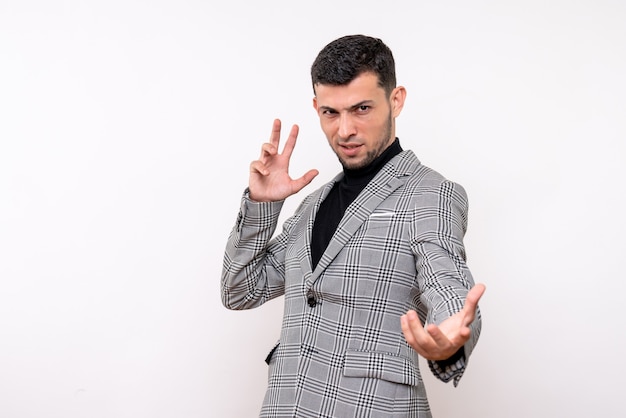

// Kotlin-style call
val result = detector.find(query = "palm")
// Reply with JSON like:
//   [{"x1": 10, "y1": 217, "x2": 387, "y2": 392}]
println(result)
[
  {"x1": 248, "y1": 119, "x2": 318, "y2": 202},
  {"x1": 401, "y1": 283, "x2": 486, "y2": 361},
  {"x1": 250, "y1": 147, "x2": 299, "y2": 201}
]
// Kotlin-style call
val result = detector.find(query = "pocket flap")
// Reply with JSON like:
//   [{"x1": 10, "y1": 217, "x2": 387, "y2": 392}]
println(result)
[{"x1": 343, "y1": 349, "x2": 420, "y2": 386}]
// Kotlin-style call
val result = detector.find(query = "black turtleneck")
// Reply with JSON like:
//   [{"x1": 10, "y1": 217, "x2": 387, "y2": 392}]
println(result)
[{"x1": 310, "y1": 138, "x2": 403, "y2": 270}]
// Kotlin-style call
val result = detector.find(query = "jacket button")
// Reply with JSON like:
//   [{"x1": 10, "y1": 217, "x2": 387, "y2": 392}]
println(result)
[{"x1": 307, "y1": 296, "x2": 317, "y2": 308}]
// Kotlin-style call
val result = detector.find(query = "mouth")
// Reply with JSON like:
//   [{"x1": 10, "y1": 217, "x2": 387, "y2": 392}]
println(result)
[{"x1": 338, "y1": 143, "x2": 362, "y2": 157}]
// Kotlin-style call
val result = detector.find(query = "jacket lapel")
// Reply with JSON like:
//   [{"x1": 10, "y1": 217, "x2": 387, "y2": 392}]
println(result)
[
  {"x1": 297, "y1": 177, "x2": 339, "y2": 277},
  {"x1": 307, "y1": 151, "x2": 418, "y2": 284}
]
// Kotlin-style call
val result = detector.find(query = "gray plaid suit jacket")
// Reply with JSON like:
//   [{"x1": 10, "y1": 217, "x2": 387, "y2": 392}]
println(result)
[{"x1": 222, "y1": 150, "x2": 481, "y2": 417}]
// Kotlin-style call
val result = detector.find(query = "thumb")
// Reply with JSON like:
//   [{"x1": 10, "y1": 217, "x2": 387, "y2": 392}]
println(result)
[{"x1": 292, "y1": 169, "x2": 319, "y2": 193}]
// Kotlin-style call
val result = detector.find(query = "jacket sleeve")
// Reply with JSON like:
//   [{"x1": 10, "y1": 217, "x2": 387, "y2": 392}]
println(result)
[
  {"x1": 221, "y1": 189, "x2": 289, "y2": 310},
  {"x1": 410, "y1": 179, "x2": 482, "y2": 387}
]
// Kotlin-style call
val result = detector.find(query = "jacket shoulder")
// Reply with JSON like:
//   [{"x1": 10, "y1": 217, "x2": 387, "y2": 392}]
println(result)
[{"x1": 392, "y1": 151, "x2": 460, "y2": 188}]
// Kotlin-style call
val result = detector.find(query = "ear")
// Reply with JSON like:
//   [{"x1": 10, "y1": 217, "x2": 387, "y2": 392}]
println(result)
[
  {"x1": 390, "y1": 86, "x2": 407, "y2": 118},
  {"x1": 312, "y1": 96, "x2": 318, "y2": 112}
]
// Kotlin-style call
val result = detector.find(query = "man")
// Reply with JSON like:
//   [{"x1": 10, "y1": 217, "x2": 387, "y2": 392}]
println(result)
[{"x1": 221, "y1": 34, "x2": 485, "y2": 417}]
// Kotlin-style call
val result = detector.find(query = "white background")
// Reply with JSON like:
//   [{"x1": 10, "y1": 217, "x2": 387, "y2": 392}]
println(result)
[{"x1": 1, "y1": 1, "x2": 625, "y2": 417}]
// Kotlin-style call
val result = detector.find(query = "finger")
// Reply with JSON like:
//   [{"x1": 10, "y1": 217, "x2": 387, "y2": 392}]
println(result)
[
  {"x1": 464, "y1": 283, "x2": 486, "y2": 313},
  {"x1": 269, "y1": 119, "x2": 282, "y2": 148},
  {"x1": 260, "y1": 142, "x2": 278, "y2": 156},
  {"x1": 400, "y1": 313, "x2": 422, "y2": 354},
  {"x1": 281, "y1": 124, "x2": 300, "y2": 158},
  {"x1": 425, "y1": 323, "x2": 449, "y2": 345},
  {"x1": 460, "y1": 283, "x2": 486, "y2": 326},
  {"x1": 431, "y1": 321, "x2": 470, "y2": 347},
  {"x1": 401, "y1": 310, "x2": 433, "y2": 353},
  {"x1": 249, "y1": 160, "x2": 269, "y2": 176},
  {"x1": 290, "y1": 169, "x2": 320, "y2": 193},
  {"x1": 259, "y1": 142, "x2": 278, "y2": 163}
]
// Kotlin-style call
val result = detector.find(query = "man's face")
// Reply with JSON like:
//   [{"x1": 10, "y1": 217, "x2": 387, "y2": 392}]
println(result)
[{"x1": 313, "y1": 72, "x2": 405, "y2": 170}]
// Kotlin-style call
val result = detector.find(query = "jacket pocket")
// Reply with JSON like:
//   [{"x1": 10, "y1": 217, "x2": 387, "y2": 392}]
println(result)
[
  {"x1": 265, "y1": 342, "x2": 279, "y2": 365},
  {"x1": 363, "y1": 211, "x2": 396, "y2": 230},
  {"x1": 343, "y1": 349, "x2": 420, "y2": 386}
]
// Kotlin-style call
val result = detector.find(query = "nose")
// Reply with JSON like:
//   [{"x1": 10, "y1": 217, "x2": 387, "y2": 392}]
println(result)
[{"x1": 337, "y1": 114, "x2": 357, "y2": 140}]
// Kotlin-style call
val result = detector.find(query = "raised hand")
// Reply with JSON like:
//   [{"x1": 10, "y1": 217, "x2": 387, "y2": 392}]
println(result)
[
  {"x1": 401, "y1": 283, "x2": 486, "y2": 361},
  {"x1": 248, "y1": 119, "x2": 319, "y2": 202}
]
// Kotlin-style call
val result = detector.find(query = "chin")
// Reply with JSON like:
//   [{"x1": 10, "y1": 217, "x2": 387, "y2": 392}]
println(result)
[{"x1": 339, "y1": 157, "x2": 367, "y2": 170}]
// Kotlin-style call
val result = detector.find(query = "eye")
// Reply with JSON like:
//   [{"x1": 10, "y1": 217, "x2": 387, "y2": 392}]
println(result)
[{"x1": 356, "y1": 105, "x2": 371, "y2": 114}]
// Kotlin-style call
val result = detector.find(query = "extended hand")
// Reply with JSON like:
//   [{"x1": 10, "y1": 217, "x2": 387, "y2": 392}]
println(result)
[
  {"x1": 248, "y1": 119, "x2": 319, "y2": 202},
  {"x1": 401, "y1": 283, "x2": 486, "y2": 361}
]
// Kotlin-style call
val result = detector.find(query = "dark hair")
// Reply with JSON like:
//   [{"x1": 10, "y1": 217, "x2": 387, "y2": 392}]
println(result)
[{"x1": 310, "y1": 34, "x2": 396, "y2": 95}]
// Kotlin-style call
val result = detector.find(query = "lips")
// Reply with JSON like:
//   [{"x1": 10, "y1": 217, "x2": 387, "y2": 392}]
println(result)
[{"x1": 339, "y1": 143, "x2": 362, "y2": 157}]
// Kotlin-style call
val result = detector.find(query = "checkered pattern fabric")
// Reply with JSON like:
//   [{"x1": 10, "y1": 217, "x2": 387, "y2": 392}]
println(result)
[{"x1": 222, "y1": 150, "x2": 481, "y2": 417}]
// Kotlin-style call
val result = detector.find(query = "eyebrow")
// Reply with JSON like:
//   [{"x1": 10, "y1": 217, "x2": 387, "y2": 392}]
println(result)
[{"x1": 318, "y1": 100, "x2": 375, "y2": 113}]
